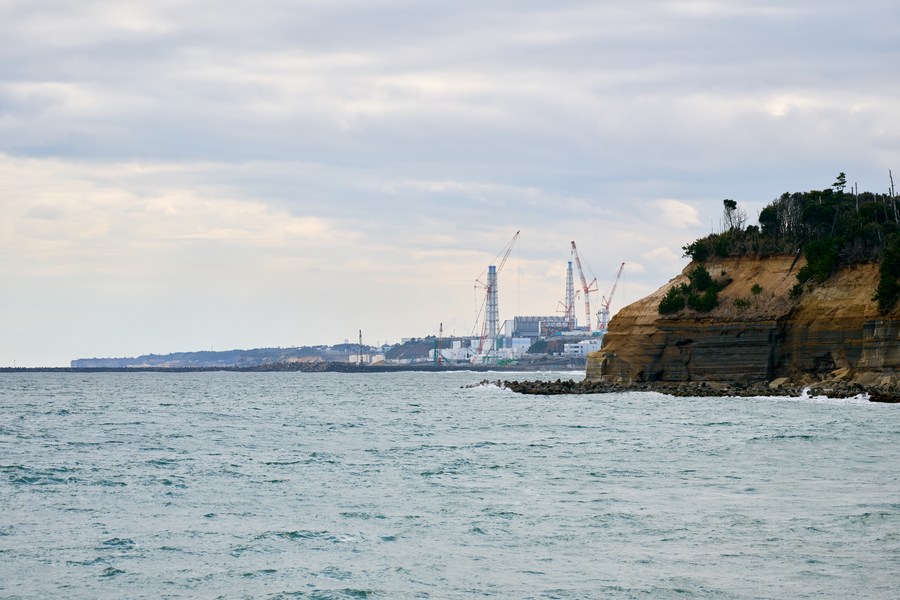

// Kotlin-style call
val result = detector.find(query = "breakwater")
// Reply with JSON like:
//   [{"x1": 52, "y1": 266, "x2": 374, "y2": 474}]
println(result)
[{"x1": 481, "y1": 378, "x2": 900, "y2": 402}]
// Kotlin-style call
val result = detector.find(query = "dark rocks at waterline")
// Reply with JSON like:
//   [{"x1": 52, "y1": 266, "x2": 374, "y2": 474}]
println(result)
[
  {"x1": 470, "y1": 378, "x2": 900, "y2": 403},
  {"x1": 866, "y1": 389, "x2": 900, "y2": 403},
  {"x1": 466, "y1": 378, "x2": 782, "y2": 396}
]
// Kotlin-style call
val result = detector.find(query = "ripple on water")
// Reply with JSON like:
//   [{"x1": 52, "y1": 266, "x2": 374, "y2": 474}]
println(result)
[
  {"x1": 270, "y1": 589, "x2": 376, "y2": 599},
  {"x1": 3, "y1": 465, "x2": 79, "y2": 486},
  {"x1": 98, "y1": 538, "x2": 135, "y2": 550}
]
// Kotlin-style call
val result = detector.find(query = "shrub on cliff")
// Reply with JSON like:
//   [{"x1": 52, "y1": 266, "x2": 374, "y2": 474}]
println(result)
[
  {"x1": 682, "y1": 239, "x2": 709, "y2": 262},
  {"x1": 733, "y1": 297, "x2": 751, "y2": 310},
  {"x1": 797, "y1": 238, "x2": 839, "y2": 284},
  {"x1": 658, "y1": 285, "x2": 687, "y2": 314},
  {"x1": 658, "y1": 267, "x2": 722, "y2": 315},
  {"x1": 687, "y1": 264, "x2": 714, "y2": 291},
  {"x1": 687, "y1": 288, "x2": 719, "y2": 312}
]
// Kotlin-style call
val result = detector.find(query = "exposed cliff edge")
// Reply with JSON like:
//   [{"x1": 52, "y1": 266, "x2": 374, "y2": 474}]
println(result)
[{"x1": 587, "y1": 255, "x2": 900, "y2": 389}]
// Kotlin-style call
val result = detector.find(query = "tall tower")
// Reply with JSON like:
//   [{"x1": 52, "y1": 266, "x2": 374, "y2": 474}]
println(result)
[
  {"x1": 565, "y1": 260, "x2": 576, "y2": 328},
  {"x1": 486, "y1": 265, "x2": 498, "y2": 349}
]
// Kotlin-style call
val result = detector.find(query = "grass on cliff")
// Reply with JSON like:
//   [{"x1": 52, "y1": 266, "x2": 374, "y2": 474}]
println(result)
[{"x1": 675, "y1": 175, "x2": 900, "y2": 314}]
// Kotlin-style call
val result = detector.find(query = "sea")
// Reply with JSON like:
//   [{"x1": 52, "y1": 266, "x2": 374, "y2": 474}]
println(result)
[{"x1": 1, "y1": 371, "x2": 898, "y2": 599}]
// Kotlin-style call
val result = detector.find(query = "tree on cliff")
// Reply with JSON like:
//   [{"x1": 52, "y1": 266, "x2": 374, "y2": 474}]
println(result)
[
  {"x1": 658, "y1": 265, "x2": 723, "y2": 315},
  {"x1": 833, "y1": 171, "x2": 847, "y2": 193},
  {"x1": 658, "y1": 285, "x2": 687, "y2": 314},
  {"x1": 875, "y1": 234, "x2": 900, "y2": 312},
  {"x1": 722, "y1": 199, "x2": 747, "y2": 231}
]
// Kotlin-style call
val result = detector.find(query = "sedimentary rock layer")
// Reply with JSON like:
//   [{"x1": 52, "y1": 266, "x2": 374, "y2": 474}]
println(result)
[{"x1": 588, "y1": 256, "x2": 899, "y2": 386}]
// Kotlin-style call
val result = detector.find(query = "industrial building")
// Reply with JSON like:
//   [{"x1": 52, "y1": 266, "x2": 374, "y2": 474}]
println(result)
[
  {"x1": 465, "y1": 233, "x2": 622, "y2": 365},
  {"x1": 502, "y1": 316, "x2": 575, "y2": 340},
  {"x1": 562, "y1": 339, "x2": 603, "y2": 358}
]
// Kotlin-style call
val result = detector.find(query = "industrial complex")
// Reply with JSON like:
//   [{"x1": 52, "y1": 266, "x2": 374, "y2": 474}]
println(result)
[
  {"x1": 70, "y1": 233, "x2": 624, "y2": 370},
  {"x1": 429, "y1": 232, "x2": 624, "y2": 367}
]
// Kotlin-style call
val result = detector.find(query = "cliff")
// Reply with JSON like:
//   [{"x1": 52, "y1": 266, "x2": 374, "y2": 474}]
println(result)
[{"x1": 588, "y1": 256, "x2": 900, "y2": 387}]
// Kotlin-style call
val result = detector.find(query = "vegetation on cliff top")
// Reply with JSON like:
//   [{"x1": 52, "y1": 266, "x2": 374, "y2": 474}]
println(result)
[{"x1": 674, "y1": 173, "x2": 900, "y2": 313}]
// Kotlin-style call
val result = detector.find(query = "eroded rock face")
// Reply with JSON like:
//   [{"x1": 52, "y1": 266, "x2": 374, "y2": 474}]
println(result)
[{"x1": 589, "y1": 257, "x2": 899, "y2": 384}]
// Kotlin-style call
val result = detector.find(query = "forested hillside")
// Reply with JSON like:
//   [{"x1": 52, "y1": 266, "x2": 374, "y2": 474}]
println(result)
[{"x1": 679, "y1": 173, "x2": 899, "y2": 312}]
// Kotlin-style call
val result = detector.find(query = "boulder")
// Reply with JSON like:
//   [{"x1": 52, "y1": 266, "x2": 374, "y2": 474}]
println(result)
[
  {"x1": 878, "y1": 373, "x2": 897, "y2": 387},
  {"x1": 830, "y1": 367, "x2": 853, "y2": 382},
  {"x1": 853, "y1": 371, "x2": 879, "y2": 386},
  {"x1": 768, "y1": 377, "x2": 791, "y2": 390}
]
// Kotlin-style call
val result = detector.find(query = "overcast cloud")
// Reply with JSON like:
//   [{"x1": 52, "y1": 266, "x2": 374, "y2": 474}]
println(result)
[{"x1": 2, "y1": 0, "x2": 898, "y2": 365}]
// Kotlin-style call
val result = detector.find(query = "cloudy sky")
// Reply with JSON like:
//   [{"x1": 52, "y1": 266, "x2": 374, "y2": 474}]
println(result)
[{"x1": 2, "y1": 0, "x2": 898, "y2": 366}]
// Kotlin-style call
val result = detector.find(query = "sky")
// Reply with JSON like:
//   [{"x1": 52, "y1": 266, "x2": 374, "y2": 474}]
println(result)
[{"x1": 1, "y1": 0, "x2": 899, "y2": 366}]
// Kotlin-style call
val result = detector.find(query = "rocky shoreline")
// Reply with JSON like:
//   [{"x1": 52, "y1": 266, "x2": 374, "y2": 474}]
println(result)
[{"x1": 474, "y1": 378, "x2": 900, "y2": 403}]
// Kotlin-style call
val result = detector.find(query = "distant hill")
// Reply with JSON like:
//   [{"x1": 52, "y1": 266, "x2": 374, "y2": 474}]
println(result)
[
  {"x1": 70, "y1": 346, "x2": 360, "y2": 369},
  {"x1": 385, "y1": 337, "x2": 442, "y2": 360}
]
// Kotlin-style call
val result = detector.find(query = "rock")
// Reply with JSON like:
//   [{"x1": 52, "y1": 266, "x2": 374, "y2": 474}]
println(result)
[
  {"x1": 869, "y1": 390, "x2": 900, "y2": 403},
  {"x1": 768, "y1": 377, "x2": 790, "y2": 390},
  {"x1": 878, "y1": 374, "x2": 897, "y2": 387},
  {"x1": 830, "y1": 367, "x2": 853, "y2": 382},
  {"x1": 853, "y1": 371, "x2": 879, "y2": 386},
  {"x1": 795, "y1": 373, "x2": 817, "y2": 386}
]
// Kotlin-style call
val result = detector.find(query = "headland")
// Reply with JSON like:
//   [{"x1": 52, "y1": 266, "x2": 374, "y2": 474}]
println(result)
[{"x1": 506, "y1": 185, "x2": 900, "y2": 401}]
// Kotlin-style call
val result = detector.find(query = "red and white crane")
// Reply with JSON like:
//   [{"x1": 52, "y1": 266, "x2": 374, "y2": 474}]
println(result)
[
  {"x1": 598, "y1": 262, "x2": 625, "y2": 334},
  {"x1": 570, "y1": 241, "x2": 599, "y2": 330}
]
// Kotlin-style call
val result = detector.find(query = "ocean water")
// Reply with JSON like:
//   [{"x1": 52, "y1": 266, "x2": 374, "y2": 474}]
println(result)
[{"x1": 0, "y1": 372, "x2": 898, "y2": 599}]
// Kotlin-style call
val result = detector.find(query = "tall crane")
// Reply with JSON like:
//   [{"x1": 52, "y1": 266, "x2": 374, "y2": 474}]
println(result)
[
  {"x1": 598, "y1": 262, "x2": 625, "y2": 334},
  {"x1": 474, "y1": 231, "x2": 520, "y2": 356},
  {"x1": 570, "y1": 241, "x2": 599, "y2": 330}
]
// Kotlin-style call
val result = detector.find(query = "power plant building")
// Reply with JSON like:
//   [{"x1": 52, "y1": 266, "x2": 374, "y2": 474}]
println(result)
[{"x1": 507, "y1": 316, "x2": 575, "y2": 340}]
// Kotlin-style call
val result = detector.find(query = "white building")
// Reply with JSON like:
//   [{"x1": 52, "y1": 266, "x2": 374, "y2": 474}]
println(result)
[
  {"x1": 563, "y1": 339, "x2": 603, "y2": 357},
  {"x1": 429, "y1": 346, "x2": 473, "y2": 363},
  {"x1": 350, "y1": 353, "x2": 385, "y2": 364}
]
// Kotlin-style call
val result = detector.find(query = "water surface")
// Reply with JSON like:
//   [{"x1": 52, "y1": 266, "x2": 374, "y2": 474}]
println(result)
[{"x1": 1, "y1": 371, "x2": 897, "y2": 598}]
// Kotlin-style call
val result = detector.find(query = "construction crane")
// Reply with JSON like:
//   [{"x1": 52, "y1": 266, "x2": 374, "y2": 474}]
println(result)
[
  {"x1": 570, "y1": 241, "x2": 599, "y2": 330},
  {"x1": 598, "y1": 262, "x2": 625, "y2": 334},
  {"x1": 473, "y1": 231, "x2": 520, "y2": 356}
]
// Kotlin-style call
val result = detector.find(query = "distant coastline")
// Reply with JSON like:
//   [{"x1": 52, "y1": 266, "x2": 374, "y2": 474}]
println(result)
[{"x1": 0, "y1": 359, "x2": 584, "y2": 374}]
